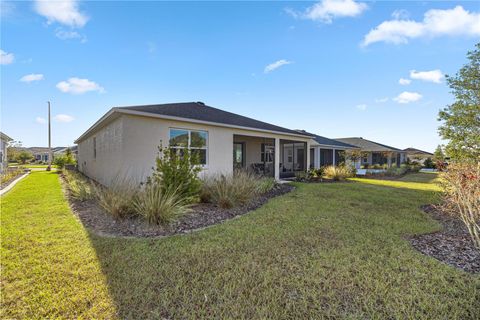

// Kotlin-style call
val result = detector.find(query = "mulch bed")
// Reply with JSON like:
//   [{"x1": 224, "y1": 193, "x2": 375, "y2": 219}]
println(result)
[
  {"x1": 408, "y1": 204, "x2": 480, "y2": 273},
  {"x1": 0, "y1": 171, "x2": 27, "y2": 190},
  {"x1": 66, "y1": 181, "x2": 294, "y2": 238}
]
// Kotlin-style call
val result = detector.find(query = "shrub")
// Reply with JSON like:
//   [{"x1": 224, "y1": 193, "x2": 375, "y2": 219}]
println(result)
[
  {"x1": 255, "y1": 177, "x2": 276, "y2": 194},
  {"x1": 148, "y1": 146, "x2": 202, "y2": 202},
  {"x1": 385, "y1": 166, "x2": 408, "y2": 176},
  {"x1": 133, "y1": 185, "x2": 191, "y2": 225},
  {"x1": 63, "y1": 171, "x2": 94, "y2": 201},
  {"x1": 53, "y1": 153, "x2": 76, "y2": 169},
  {"x1": 423, "y1": 157, "x2": 435, "y2": 169},
  {"x1": 441, "y1": 162, "x2": 480, "y2": 248},
  {"x1": 95, "y1": 177, "x2": 137, "y2": 218},
  {"x1": 201, "y1": 170, "x2": 259, "y2": 209},
  {"x1": 323, "y1": 165, "x2": 354, "y2": 181}
]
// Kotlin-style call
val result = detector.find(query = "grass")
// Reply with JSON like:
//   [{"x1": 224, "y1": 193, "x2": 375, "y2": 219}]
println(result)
[{"x1": 1, "y1": 172, "x2": 479, "y2": 319}]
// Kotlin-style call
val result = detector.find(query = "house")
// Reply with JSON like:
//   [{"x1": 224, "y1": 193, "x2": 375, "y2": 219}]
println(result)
[
  {"x1": 75, "y1": 102, "x2": 314, "y2": 185},
  {"x1": 295, "y1": 131, "x2": 359, "y2": 168},
  {"x1": 0, "y1": 132, "x2": 13, "y2": 172},
  {"x1": 403, "y1": 147, "x2": 433, "y2": 164},
  {"x1": 54, "y1": 146, "x2": 78, "y2": 159},
  {"x1": 334, "y1": 137, "x2": 407, "y2": 168}
]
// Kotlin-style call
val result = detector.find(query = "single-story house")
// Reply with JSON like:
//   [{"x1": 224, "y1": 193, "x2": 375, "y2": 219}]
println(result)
[
  {"x1": 334, "y1": 137, "x2": 407, "y2": 168},
  {"x1": 295, "y1": 131, "x2": 359, "y2": 169},
  {"x1": 0, "y1": 132, "x2": 13, "y2": 172},
  {"x1": 75, "y1": 102, "x2": 314, "y2": 185},
  {"x1": 54, "y1": 146, "x2": 78, "y2": 159},
  {"x1": 403, "y1": 147, "x2": 433, "y2": 164}
]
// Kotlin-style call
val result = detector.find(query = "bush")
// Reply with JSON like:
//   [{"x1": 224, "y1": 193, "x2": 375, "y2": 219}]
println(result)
[
  {"x1": 423, "y1": 157, "x2": 435, "y2": 169},
  {"x1": 323, "y1": 165, "x2": 354, "y2": 181},
  {"x1": 255, "y1": 177, "x2": 276, "y2": 194},
  {"x1": 95, "y1": 177, "x2": 137, "y2": 218},
  {"x1": 201, "y1": 170, "x2": 260, "y2": 209},
  {"x1": 385, "y1": 166, "x2": 408, "y2": 176},
  {"x1": 148, "y1": 146, "x2": 202, "y2": 202},
  {"x1": 1, "y1": 168, "x2": 24, "y2": 185},
  {"x1": 441, "y1": 162, "x2": 480, "y2": 248},
  {"x1": 53, "y1": 153, "x2": 76, "y2": 169},
  {"x1": 63, "y1": 171, "x2": 94, "y2": 201},
  {"x1": 133, "y1": 184, "x2": 191, "y2": 225}
]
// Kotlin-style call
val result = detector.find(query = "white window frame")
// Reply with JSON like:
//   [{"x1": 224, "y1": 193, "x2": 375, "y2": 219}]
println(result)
[{"x1": 169, "y1": 128, "x2": 208, "y2": 167}]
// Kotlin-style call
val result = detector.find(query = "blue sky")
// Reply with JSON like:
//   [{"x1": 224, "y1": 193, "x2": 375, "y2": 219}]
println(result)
[{"x1": 1, "y1": 1, "x2": 479, "y2": 151}]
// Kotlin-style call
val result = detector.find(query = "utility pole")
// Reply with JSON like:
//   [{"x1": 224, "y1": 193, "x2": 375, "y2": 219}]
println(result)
[{"x1": 47, "y1": 101, "x2": 52, "y2": 171}]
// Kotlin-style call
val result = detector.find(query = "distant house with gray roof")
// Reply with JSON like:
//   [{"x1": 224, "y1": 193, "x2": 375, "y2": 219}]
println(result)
[{"x1": 334, "y1": 137, "x2": 407, "y2": 168}]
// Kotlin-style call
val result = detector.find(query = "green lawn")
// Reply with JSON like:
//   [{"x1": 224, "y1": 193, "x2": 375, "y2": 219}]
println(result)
[{"x1": 1, "y1": 172, "x2": 479, "y2": 319}]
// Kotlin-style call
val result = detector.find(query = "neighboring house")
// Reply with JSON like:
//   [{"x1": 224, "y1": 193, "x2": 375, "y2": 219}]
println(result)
[
  {"x1": 403, "y1": 147, "x2": 433, "y2": 164},
  {"x1": 75, "y1": 102, "x2": 314, "y2": 185},
  {"x1": 54, "y1": 145, "x2": 78, "y2": 159},
  {"x1": 295, "y1": 131, "x2": 359, "y2": 168},
  {"x1": 334, "y1": 137, "x2": 407, "y2": 168},
  {"x1": 0, "y1": 132, "x2": 13, "y2": 172},
  {"x1": 29, "y1": 147, "x2": 53, "y2": 162}
]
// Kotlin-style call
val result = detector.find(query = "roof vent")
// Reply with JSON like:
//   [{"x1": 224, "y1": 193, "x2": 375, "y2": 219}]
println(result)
[{"x1": 196, "y1": 101, "x2": 205, "y2": 106}]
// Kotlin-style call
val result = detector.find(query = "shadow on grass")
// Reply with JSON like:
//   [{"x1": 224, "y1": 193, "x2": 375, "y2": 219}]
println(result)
[{"x1": 81, "y1": 174, "x2": 474, "y2": 319}]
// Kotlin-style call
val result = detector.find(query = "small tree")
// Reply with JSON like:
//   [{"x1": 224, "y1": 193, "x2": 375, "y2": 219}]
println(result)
[
  {"x1": 438, "y1": 43, "x2": 480, "y2": 162},
  {"x1": 148, "y1": 145, "x2": 202, "y2": 201},
  {"x1": 433, "y1": 145, "x2": 445, "y2": 162},
  {"x1": 16, "y1": 151, "x2": 33, "y2": 164},
  {"x1": 423, "y1": 157, "x2": 434, "y2": 169},
  {"x1": 6, "y1": 141, "x2": 22, "y2": 162},
  {"x1": 441, "y1": 163, "x2": 480, "y2": 248},
  {"x1": 341, "y1": 149, "x2": 368, "y2": 167}
]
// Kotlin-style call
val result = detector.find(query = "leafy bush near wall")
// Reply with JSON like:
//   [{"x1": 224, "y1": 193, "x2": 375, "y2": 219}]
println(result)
[
  {"x1": 148, "y1": 146, "x2": 202, "y2": 202},
  {"x1": 385, "y1": 166, "x2": 408, "y2": 176},
  {"x1": 133, "y1": 184, "x2": 191, "y2": 225},
  {"x1": 63, "y1": 171, "x2": 94, "y2": 201}
]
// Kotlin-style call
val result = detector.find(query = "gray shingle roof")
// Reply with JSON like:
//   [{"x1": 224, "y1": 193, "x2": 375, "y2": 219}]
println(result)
[
  {"x1": 119, "y1": 102, "x2": 312, "y2": 137},
  {"x1": 403, "y1": 147, "x2": 433, "y2": 155},
  {"x1": 334, "y1": 137, "x2": 403, "y2": 152},
  {"x1": 296, "y1": 130, "x2": 358, "y2": 148}
]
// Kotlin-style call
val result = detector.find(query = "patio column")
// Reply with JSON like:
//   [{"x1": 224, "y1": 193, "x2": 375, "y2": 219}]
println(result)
[
  {"x1": 315, "y1": 147, "x2": 320, "y2": 168},
  {"x1": 274, "y1": 137, "x2": 280, "y2": 180},
  {"x1": 306, "y1": 141, "x2": 311, "y2": 170},
  {"x1": 332, "y1": 148, "x2": 336, "y2": 166}
]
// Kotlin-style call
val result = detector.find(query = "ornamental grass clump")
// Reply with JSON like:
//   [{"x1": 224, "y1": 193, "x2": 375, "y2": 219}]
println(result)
[
  {"x1": 133, "y1": 185, "x2": 191, "y2": 225},
  {"x1": 201, "y1": 170, "x2": 261, "y2": 209},
  {"x1": 323, "y1": 165, "x2": 354, "y2": 181},
  {"x1": 94, "y1": 176, "x2": 137, "y2": 218},
  {"x1": 441, "y1": 162, "x2": 480, "y2": 248},
  {"x1": 63, "y1": 170, "x2": 94, "y2": 201}
]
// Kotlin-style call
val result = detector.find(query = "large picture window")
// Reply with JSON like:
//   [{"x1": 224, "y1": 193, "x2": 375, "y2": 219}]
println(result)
[{"x1": 169, "y1": 128, "x2": 208, "y2": 165}]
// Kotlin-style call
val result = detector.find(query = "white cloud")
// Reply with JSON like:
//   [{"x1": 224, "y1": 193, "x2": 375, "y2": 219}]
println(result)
[
  {"x1": 362, "y1": 6, "x2": 480, "y2": 46},
  {"x1": 20, "y1": 73, "x2": 44, "y2": 83},
  {"x1": 393, "y1": 91, "x2": 422, "y2": 104},
  {"x1": 391, "y1": 9, "x2": 410, "y2": 20},
  {"x1": 264, "y1": 59, "x2": 292, "y2": 73},
  {"x1": 54, "y1": 114, "x2": 74, "y2": 123},
  {"x1": 56, "y1": 77, "x2": 105, "y2": 94},
  {"x1": 287, "y1": 0, "x2": 367, "y2": 23},
  {"x1": 0, "y1": 49, "x2": 14, "y2": 65},
  {"x1": 375, "y1": 97, "x2": 389, "y2": 103},
  {"x1": 356, "y1": 104, "x2": 367, "y2": 111},
  {"x1": 399, "y1": 78, "x2": 411, "y2": 85},
  {"x1": 55, "y1": 28, "x2": 87, "y2": 42},
  {"x1": 36, "y1": 117, "x2": 46, "y2": 124},
  {"x1": 410, "y1": 69, "x2": 443, "y2": 83},
  {"x1": 34, "y1": 0, "x2": 88, "y2": 28}
]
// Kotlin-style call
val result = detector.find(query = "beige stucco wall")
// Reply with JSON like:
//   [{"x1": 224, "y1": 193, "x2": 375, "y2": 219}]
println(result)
[
  {"x1": 77, "y1": 113, "x2": 311, "y2": 185},
  {"x1": 77, "y1": 116, "x2": 125, "y2": 185}
]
